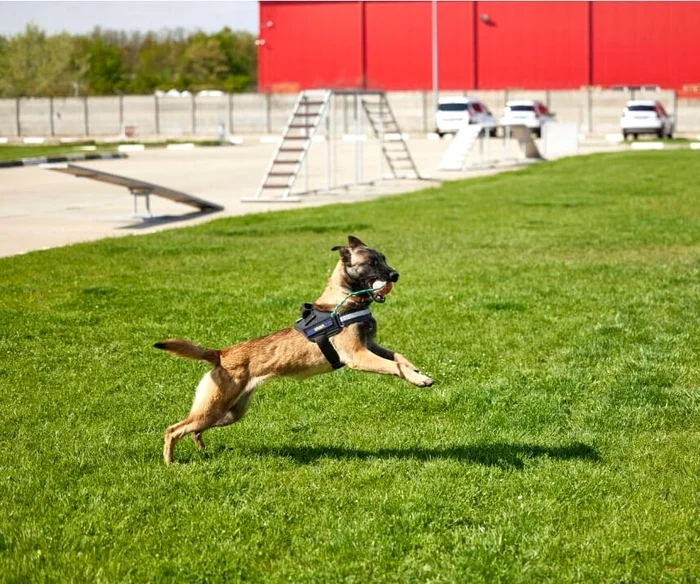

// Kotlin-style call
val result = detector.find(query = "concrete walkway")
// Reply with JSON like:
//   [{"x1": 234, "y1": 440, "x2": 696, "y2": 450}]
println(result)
[{"x1": 0, "y1": 136, "x2": 624, "y2": 258}]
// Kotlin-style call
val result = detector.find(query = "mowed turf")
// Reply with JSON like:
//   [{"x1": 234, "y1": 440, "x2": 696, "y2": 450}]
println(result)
[{"x1": 1, "y1": 150, "x2": 699, "y2": 582}]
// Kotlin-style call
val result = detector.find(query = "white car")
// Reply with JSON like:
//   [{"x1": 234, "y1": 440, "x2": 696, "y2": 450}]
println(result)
[
  {"x1": 500, "y1": 100, "x2": 555, "y2": 138},
  {"x1": 435, "y1": 97, "x2": 497, "y2": 137},
  {"x1": 620, "y1": 100, "x2": 674, "y2": 139}
]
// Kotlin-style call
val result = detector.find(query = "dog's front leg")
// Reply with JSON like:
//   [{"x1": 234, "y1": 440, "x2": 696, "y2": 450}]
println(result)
[
  {"x1": 346, "y1": 348, "x2": 433, "y2": 387},
  {"x1": 369, "y1": 342, "x2": 425, "y2": 374}
]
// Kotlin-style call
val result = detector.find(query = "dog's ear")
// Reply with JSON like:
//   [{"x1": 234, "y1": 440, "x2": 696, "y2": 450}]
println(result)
[
  {"x1": 347, "y1": 235, "x2": 366, "y2": 248},
  {"x1": 331, "y1": 245, "x2": 352, "y2": 263}
]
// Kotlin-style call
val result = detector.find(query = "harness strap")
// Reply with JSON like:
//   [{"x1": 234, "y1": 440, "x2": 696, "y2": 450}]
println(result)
[
  {"x1": 294, "y1": 305, "x2": 373, "y2": 370},
  {"x1": 317, "y1": 337, "x2": 344, "y2": 370}
]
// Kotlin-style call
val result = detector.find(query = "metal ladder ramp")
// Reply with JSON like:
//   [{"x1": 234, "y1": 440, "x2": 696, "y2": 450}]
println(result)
[
  {"x1": 42, "y1": 163, "x2": 223, "y2": 218},
  {"x1": 244, "y1": 90, "x2": 332, "y2": 202},
  {"x1": 360, "y1": 93, "x2": 422, "y2": 179},
  {"x1": 438, "y1": 123, "x2": 483, "y2": 171}
]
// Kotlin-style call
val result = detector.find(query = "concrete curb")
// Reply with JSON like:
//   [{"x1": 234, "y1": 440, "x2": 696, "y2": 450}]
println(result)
[{"x1": 0, "y1": 151, "x2": 127, "y2": 169}]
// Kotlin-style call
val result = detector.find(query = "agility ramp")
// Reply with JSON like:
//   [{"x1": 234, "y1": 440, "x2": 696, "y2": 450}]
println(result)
[
  {"x1": 43, "y1": 163, "x2": 223, "y2": 219},
  {"x1": 243, "y1": 89, "x2": 425, "y2": 203},
  {"x1": 439, "y1": 123, "x2": 543, "y2": 171}
]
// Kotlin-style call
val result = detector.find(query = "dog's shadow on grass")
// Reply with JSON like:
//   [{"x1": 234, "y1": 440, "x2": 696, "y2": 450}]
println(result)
[{"x1": 239, "y1": 441, "x2": 601, "y2": 470}]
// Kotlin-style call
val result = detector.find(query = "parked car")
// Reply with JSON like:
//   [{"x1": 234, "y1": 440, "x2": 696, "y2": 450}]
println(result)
[
  {"x1": 499, "y1": 100, "x2": 555, "y2": 137},
  {"x1": 620, "y1": 100, "x2": 674, "y2": 139},
  {"x1": 435, "y1": 97, "x2": 498, "y2": 137}
]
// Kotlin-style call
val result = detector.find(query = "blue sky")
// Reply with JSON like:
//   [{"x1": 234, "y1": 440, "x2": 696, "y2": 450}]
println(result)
[{"x1": 0, "y1": 1, "x2": 259, "y2": 36}]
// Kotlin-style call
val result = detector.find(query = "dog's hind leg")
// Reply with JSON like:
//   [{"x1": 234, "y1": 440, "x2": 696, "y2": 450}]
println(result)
[
  {"x1": 164, "y1": 412, "x2": 223, "y2": 464},
  {"x1": 164, "y1": 370, "x2": 239, "y2": 464},
  {"x1": 191, "y1": 432, "x2": 206, "y2": 450}
]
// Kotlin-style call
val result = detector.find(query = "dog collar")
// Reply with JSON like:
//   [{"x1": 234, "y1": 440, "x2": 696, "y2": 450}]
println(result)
[{"x1": 294, "y1": 304, "x2": 373, "y2": 369}]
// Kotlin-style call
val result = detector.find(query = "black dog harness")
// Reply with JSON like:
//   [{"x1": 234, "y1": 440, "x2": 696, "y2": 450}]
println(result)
[{"x1": 294, "y1": 303, "x2": 373, "y2": 370}]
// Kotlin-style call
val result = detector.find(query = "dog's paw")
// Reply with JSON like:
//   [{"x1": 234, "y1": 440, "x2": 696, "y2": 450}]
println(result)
[{"x1": 413, "y1": 373, "x2": 434, "y2": 387}]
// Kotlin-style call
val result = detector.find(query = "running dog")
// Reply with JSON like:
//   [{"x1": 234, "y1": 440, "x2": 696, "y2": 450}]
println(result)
[{"x1": 155, "y1": 235, "x2": 433, "y2": 464}]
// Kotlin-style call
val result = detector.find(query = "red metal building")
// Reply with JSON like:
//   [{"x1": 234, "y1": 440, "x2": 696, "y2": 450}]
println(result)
[{"x1": 257, "y1": 1, "x2": 700, "y2": 92}]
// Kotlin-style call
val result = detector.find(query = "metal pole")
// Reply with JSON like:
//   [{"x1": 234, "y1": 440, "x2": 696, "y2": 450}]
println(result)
[
  {"x1": 431, "y1": 0, "x2": 439, "y2": 112},
  {"x1": 15, "y1": 98, "x2": 20, "y2": 137},
  {"x1": 333, "y1": 95, "x2": 338, "y2": 189},
  {"x1": 326, "y1": 96, "x2": 332, "y2": 192},
  {"x1": 266, "y1": 93, "x2": 272, "y2": 134},
  {"x1": 191, "y1": 93, "x2": 196, "y2": 135},
  {"x1": 304, "y1": 97, "x2": 309, "y2": 193},
  {"x1": 378, "y1": 96, "x2": 384, "y2": 183},
  {"x1": 118, "y1": 93, "x2": 124, "y2": 136},
  {"x1": 228, "y1": 93, "x2": 234, "y2": 135},
  {"x1": 83, "y1": 96, "x2": 89, "y2": 137},
  {"x1": 154, "y1": 94, "x2": 160, "y2": 135},
  {"x1": 673, "y1": 89, "x2": 678, "y2": 132},
  {"x1": 49, "y1": 96, "x2": 55, "y2": 137},
  {"x1": 355, "y1": 94, "x2": 361, "y2": 184}
]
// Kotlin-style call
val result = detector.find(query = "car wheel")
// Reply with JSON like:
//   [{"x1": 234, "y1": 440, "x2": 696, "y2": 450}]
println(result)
[
  {"x1": 622, "y1": 131, "x2": 629, "y2": 140},
  {"x1": 534, "y1": 129, "x2": 541, "y2": 139},
  {"x1": 657, "y1": 128, "x2": 664, "y2": 139}
]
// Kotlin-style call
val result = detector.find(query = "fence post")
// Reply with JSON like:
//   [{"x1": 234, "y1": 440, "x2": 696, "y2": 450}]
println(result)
[
  {"x1": 154, "y1": 94, "x2": 160, "y2": 135},
  {"x1": 587, "y1": 87, "x2": 593, "y2": 134},
  {"x1": 191, "y1": 93, "x2": 196, "y2": 135},
  {"x1": 265, "y1": 93, "x2": 272, "y2": 134},
  {"x1": 422, "y1": 91, "x2": 428, "y2": 133},
  {"x1": 15, "y1": 98, "x2": 20, "y2": 137},
  {"x1": 228, "y1": 93, "x2": 234, "y2": 134},
  {"x1": 119, "y1": 93, "x2": 124, "y2": 136},
  {"x1": 49, "y1": 96, "x2": 55, "y2": 137},
  {"x1": 83, "y1": 96, "x2": 89, "y2": 136},
  {"x1": 673, "y1": 90, "x2": 678, "y2": 131}
]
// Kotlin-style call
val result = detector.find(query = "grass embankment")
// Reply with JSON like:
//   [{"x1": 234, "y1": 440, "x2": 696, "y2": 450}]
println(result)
[
  {"x1": 0, "y1": 140, "x2": 229, "y2": 162},
  {"x1": 1, "y1": 150, "x2": 699, "y2": 582}
]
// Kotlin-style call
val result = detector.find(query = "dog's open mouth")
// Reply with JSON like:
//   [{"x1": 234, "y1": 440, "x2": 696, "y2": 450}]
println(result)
[
  {"x1": 372, "y1": 290, "x2": 386, "y2": 303},
  {"x1": 368, "y1": 280, "x2": 392, "y2": 303}
]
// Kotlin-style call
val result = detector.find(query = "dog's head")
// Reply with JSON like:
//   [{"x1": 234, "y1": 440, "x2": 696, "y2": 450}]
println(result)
[{"x1": 331, "y1": 235, "x2": 399, "y2": 303}]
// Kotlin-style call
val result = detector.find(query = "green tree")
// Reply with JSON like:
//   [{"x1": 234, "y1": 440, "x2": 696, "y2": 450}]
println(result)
[
  {"x1": 0, "y1": 24, "x2": 257, "y2": 97},
  {"x1": 78, "y1": 28, "x2": 127, "y2": 95},
  {"x1": 0, "y1": 24, "x2": 78, "y2": 97}
]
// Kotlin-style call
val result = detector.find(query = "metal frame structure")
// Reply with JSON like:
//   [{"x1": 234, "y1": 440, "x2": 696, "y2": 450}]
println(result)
[{"x1": 243, "y1": 89, "x2": 426, "y2": 203}]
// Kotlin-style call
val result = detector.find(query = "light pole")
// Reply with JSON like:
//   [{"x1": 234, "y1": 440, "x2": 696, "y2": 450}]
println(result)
[{"x1": 431, "y1": 0, "x2": 439, "y2": 109}]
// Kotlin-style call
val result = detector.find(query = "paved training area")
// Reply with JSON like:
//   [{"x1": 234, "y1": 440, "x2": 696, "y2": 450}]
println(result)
[{"x1": 0, "y1": 136, "x2": 624, "y2": 258}]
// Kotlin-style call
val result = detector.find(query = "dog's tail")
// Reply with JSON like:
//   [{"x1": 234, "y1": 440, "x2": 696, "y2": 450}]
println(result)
[{"x1": 154, "y1": 339, "x2": 220, "y2": 366}]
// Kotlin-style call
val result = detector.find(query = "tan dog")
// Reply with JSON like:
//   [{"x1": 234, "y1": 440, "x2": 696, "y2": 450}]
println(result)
[{"x1": 155, "y1": 235, "x2": 433, "y2": 464}]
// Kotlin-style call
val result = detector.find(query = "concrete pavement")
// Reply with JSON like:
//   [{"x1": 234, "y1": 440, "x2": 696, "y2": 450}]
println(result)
[{"x1": 0, "y1": 136, "x2": 625, "y2": 258}]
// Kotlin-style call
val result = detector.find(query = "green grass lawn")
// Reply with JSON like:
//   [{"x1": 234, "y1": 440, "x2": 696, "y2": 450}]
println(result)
[
  {"x1": 0, "y1": 143, "x2": 121, "y2": 161},
  {"x1": 1, "y1": 151, "x2": 699, "y2": 582}
]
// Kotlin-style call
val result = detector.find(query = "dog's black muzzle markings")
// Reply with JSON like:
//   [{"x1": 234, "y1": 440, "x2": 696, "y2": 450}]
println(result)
[{"x1": 294, "y1": 303, "x2": 374, "y2": 369}]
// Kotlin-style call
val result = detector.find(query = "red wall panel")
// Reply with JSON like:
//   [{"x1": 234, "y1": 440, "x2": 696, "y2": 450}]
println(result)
[
  {"x1": 258, "y1": 1, "x2": 700, "y2": 92},
  {"x1": 437, "y1": 1, "x2": 476, "y2": 90},
  {"x1": 475, "y1": 1, "x2": 589, "y2": 89},
  {"x1": 592, "y1": 1, "x2": 700, "y2": 88},
  {"x1": 364, "y1": 2, "x2": 432, "y2": 90},
  {"x1": 258, "y1": 1, "x2": 363, "y2": 91}
]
